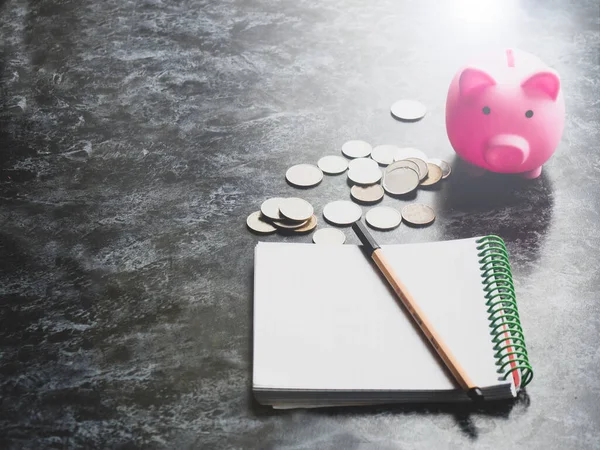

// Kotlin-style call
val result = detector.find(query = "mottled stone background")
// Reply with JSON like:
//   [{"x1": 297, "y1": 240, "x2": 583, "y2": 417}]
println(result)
[{"x1": 1, "y1": 0, "x2": 599, "y2": 448}]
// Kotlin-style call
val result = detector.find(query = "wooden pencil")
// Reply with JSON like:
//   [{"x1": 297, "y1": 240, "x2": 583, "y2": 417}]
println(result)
[{"x1": 351, "y1": 220, "x2": 484, "y2": 401}]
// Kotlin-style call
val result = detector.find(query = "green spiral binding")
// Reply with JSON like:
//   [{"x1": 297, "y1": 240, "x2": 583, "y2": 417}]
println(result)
[{"x1": 475, "y1": 235, "x2": 534, "y2": 388}]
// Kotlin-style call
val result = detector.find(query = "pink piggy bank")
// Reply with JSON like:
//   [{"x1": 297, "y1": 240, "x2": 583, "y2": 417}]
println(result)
[{"x1": 445, "y1": 48, "x2": 565, "y2": 179}]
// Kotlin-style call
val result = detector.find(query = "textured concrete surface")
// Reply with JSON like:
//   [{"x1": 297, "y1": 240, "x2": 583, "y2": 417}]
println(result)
[{"x1": 1, "y1": 0, "x2": 599, "y2": 448}]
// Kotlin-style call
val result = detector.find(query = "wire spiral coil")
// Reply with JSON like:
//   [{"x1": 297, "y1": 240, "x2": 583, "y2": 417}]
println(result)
[{"x1": 475, "y1": 235, "x2": 533, "y2": 388}]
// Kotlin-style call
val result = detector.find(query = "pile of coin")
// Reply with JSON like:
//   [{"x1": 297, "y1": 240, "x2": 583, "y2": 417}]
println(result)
[
  {"x1": 381, "y1": 152, "x2": 451, "y2": 196},
  {"x1": 247, "y1": 197, "x2": 318, "y2": 235},
  {"x1": 247, "y1": 142, "x2": 451, "y2": 237},
  {"x1": 327, "y1": 141, "x2": 451, "y2": 199},
  {"x1": 247, "y1": 97, "x2": 454, "y2": 241}
]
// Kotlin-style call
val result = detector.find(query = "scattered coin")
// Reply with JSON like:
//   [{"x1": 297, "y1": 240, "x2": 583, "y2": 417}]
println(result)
[
  {"x1": 318, "y1": 155, "x2": 348, "y2": 175},
  {"x1": 293, "y1": 214, "x2": 318, "y2": 233},
  {"x1": 341, "y1": 140, "x2": 372, "y2": 159},
  {"x1": 351, "y1": 184, "x2": 384, "y2": 204},
  {"x1": 279, "y1": 197, "x2": 314, "y2": 222},
  {"x1": 390, "y1": 99, "x2": 427, "y2": 121},
  {"x1": 428, "y1": 158, "x2": 452, "y2": 179},
  {"x1": 405, "y1": 157, "x2": 429, "y2": 181},
  {"x1": 323, "y1": 200, "x2": 362, "y2": 226},
  {"x1": 365, "y1": 206, "x2": 402, "y2": 230},
  {"x1": 348, "y1": 157, "x2": 380, "y2": 172},
  {"x1": 371, "y1": 145, "x2": 401, "y2": 166},
  {"x1": 393, "y1": 147, "x2": 428, "y2": 162},
  {"x1": 420, "y1": 163, "x2": 443, "y2": 187},
  {"x1": 401, "y1": 203, "x2": 436, "y2": 226},
  {"x1": 246, "y1": 211, "x2": 277, "y2": 234},
  {"x1": 382, "y1": 166, "x2": 420, "y2": 196},
  {"x1": 251, "y1": 133, "x2": 448, "y2": 237},
  {"x1": 260, "y1": 197, "x2": 285, "y2": 220},
  {"x1": 285, "y1": 164, "x2": 323, "y2": 188},
  {"x1": 386, "y1": 159, "x2": 420, "y2": 175},
  {"x1": 312, "y1": 227, "x2": 346, "y2": 244},
  {"x1": 270, "y1": 217, "x2": 309, "y2": 229},
  {"x1": 347, "y1": 166, "x2": 382, "y2": 185}
]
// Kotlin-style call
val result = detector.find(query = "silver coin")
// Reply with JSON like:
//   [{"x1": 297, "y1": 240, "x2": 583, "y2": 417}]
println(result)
[
  {"x1": 365, "y1": 206, "x2": 402, "y2": 230},
  {"x1": 350, "y1": 184, "x2": 384, "y2": 204},
  {"x1": 341, "y1": 140, "x2": 372, "y2": 159},
  {"x1": 382, "y1": 166, "x2": 420, "y2": 196},
  {"x1": 347, "y1": 167, "x2": 382, "y2": 185},
  {"x1": 386, "y1": 159, "x2": 420, "y2": 176},
  {"x1": 312, "y1": 227, "x2": 346, "y2": 244},
  {"x1": 285, "y1": 164, "x2": 323, "y2": 188},
  {"x1": 322, "y1": 200, "x2": 362, "y2": 226},
  {"x1": 390, "y1": 99, "x2": 427, "y2": 121},
  {"x1": 260, "y1": 197, "x2": 285, "y2": 220},
  {"x1": 318, "y1": 155, "x2": 348, "y2": 175},
  {"x1": 246, "y1": 211, "x2": 277, "y2": 234},
  {"x1": 401, "y1": 203, "x2": 436, "y2": 226},
  {"x1": 348, "y1": 157, "x2": 379, "y2": 172},
  {"x1": 293, "y1": 214, "x2": 318, "y2": 233},
  {"x1": 420, "y1": 163, "x2": 443, "y2": 187},
  {"x1": 393, "y1": 147, "x2": 428, "y2": 162},
  {"x1": 270, "y1": 217, "x2": 309, "y2": 229},
  {"x1": 405, "y1": 157, "x2": 429, "y2": 181},
  {"x1": 428, "y1": 158, "x2": 452, "y2": 179},
  {"x1": 371, "y1": 145, "x2": 401, "y2": 166},
  {"x1": 279, "y1": 197, "x2": 314, "y2": 222}
]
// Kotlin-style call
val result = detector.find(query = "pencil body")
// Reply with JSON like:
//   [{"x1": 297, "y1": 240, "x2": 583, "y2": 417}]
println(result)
[
  {"x1": 371, "y1": 249, "x2": 474, "y2": 392},
  {"x1": 351, "y1": 220, "x2": 483, "y2": 400}
]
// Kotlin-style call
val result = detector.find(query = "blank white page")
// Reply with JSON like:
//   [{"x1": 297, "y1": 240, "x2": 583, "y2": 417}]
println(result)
[{"x1": 253, "y1": 238, "x2": 504, "y2": 391}]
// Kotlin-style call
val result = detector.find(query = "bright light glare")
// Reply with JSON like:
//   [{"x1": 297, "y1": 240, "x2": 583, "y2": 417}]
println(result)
[{"x1": 454, "y1": 0, "x2": 518, "y2": 24}]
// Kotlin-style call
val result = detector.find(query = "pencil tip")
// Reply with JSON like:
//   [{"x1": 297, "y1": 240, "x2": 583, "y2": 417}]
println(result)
[
  {"x1": 468, "y1": 387, "x2": 484, "y2": 402},
  {"x1": 352, "y1": 220, "x2": 380, "y2": 254}
]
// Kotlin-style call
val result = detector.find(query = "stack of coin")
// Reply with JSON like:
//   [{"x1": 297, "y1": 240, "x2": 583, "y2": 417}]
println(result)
[
  {"x1": 382, "y1": 153, "x2": 451, "y2": 195},
  {"x1": 247, "y1": 197, "x2": 318, "y2": 235},
  {"x1": 246, "y1": 211, "x2": 277, "y2": 235},
  {"x1": 382, "y1": 160, "x2": 420, "y2": 196}
]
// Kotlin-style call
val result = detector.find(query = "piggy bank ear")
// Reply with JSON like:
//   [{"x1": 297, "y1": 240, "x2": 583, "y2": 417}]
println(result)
[
  {"x1": 459, "y1": 68, "x2": 496, "y2": 97},
  {"x1": 521, "y1": 71, "x2": 560, "y2": 101}
]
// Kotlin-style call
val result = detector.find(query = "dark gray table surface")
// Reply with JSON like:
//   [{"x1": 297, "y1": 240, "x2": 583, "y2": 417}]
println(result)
[{"x1": 1, "y1": 0, "x2": 599, "y2": 448}]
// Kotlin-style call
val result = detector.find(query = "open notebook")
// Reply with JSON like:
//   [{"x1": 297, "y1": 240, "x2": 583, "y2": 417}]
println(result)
[{"x1": 252, "y1": 235, "x2": 533, "y2": 408}]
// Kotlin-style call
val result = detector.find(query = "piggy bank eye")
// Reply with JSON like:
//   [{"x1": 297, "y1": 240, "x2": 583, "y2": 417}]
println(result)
[
  {"x1": 482, "y1": 106, "x2": 491, "y2": 115},
  {"x1": 525, "y1": 110, "x2": 534, "y2": 118}
]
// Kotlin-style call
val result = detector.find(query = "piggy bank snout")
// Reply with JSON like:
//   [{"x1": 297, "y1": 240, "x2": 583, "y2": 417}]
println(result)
[{"x1": 484, "y1": 134, "x2": 530, "y2": 170}]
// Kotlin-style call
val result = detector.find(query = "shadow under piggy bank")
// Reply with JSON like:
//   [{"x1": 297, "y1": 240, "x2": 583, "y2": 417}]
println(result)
[{"x1": 433, "y1": 156, "x2": 555, "y2": 276}]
